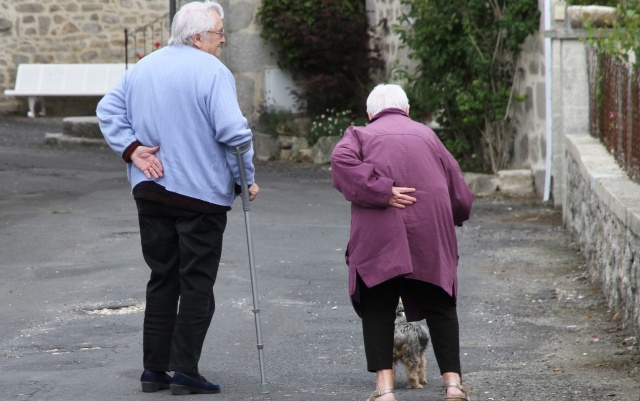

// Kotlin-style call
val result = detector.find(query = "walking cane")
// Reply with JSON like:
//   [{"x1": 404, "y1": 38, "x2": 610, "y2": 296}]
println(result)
[{"x1": 227, "y1": 141, "x2": 269, "y2": 394}]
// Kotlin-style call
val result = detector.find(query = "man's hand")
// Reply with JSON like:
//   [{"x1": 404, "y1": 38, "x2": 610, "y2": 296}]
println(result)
[
  {"x1": 131, "y1": 146, "x2": 163, "y2": 179},
  {"x1": 388, "y1": 186, "x2": 417, "y2": 209},
  {"x1": 248, "y1": 183, "x2": 259, "y2": 201}
]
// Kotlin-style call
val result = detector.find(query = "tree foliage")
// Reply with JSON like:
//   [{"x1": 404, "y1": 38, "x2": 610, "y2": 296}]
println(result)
[
  {"x1": 583, "y1": 0, "x2": 640, "y2": 62},
  {"x1": 396, "y1": 0, "x2": 539, "y2": 172},
  {"x1": 256, "y1": 0, "x2": 383, "y2": 116},
  {"x1": 566, "y1": 0, "x2": 619, "y2": 6}
]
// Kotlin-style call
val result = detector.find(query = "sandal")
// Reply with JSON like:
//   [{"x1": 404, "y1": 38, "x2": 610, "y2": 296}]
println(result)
[
  {"x1": 444, "y1": 382, "x2": 470, "y2": 401},
  {"x1": 366, "y1": 388, "x2": 395, "y2": 401}
]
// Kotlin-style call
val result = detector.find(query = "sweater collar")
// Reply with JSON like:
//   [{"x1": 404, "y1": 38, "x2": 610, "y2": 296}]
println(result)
[{"x1": 369, "y1": 108, "x2": 409, "y2": 123}]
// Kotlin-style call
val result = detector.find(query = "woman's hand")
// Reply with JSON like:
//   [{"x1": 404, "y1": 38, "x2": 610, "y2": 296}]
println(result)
[{"x1": 388, "y1": 186, "x2": 417, "y2": 209}]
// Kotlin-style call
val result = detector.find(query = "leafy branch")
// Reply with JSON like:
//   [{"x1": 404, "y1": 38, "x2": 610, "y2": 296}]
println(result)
[
  {"x1": 582, "y1": 1, "x2": 640, "y2": 63},
  {"x1": 397, "y1": 0, "x2": 539, "y2": 173},
  {"x1": 256, "y1": 0, "x2": 383, "y2": 116}
]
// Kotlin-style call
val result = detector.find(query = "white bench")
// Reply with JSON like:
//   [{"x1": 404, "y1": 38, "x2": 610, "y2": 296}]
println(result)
[{"x1": 4, "y1": 63, "x2": 128, "y2": 117}]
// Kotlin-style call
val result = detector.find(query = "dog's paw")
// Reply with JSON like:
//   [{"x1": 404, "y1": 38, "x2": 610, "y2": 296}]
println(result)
[{"x1": 407, "y1": 383, "x2": 423, "y2": 389}]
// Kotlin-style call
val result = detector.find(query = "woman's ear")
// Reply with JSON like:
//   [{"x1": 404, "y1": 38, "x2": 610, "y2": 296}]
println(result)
[
  {"x1": 367, "y1": 111, "x2": 373, "y2": 121},
  {"x1": 405, "y1": 105, "x2": 410, "y2": 115}
]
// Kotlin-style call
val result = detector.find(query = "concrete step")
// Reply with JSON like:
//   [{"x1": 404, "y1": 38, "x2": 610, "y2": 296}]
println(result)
[{"x1": 45, "y1": 116, "x2": 106, "y2": 146}]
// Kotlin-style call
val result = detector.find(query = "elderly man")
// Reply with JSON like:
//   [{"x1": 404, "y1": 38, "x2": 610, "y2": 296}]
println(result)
[{"x1": 97, "y1": 1, "x2": 258, "y2": 395}]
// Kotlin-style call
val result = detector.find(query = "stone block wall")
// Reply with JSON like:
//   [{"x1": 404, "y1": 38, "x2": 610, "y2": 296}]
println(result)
[
  {"x1": 0, "y1": 0, "x2": 275, "y2": 119},
  {"x1": 220, "y1": 0, "x2": 276, "y2": 121},
  {"x1": 509, "y1": 6, "x2": 547, "y2": 190},
  {"x1": 365, "y1": 0, "x2": 417, "y2": 81},
  {"x1": 564, "y1": 134, "x2": 640, "y2": 338},
  {"x1": 0, "y1": 0, "x2": 166, "y2": 113}
]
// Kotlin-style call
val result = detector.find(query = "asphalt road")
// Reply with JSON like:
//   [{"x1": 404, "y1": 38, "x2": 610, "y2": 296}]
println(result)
[{"x1": 0, "y1": 115, "x2": 638, "y2": 401}]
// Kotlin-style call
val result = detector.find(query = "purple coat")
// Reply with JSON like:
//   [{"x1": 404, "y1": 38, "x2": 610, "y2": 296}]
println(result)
[{"x1": 331, "y1": 108, "x2": 474, "y2": 321}]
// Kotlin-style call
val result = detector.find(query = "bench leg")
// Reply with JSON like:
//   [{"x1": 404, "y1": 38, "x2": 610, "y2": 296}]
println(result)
[
  {"x1": 39, "y1": 97, "x2": 47, "y2": 116},
  {"x1": 27, "y1": 97, "x2": 36, "y2": 118},
  {"x1": 26, "y1": 97, "x2": 46, "y2": 117}
]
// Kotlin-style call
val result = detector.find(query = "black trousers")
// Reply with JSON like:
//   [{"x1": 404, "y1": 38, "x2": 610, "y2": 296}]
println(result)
[
  {"x1": 360, "y1": 277, "x2": 461, "y2": 375},
  {"x1": 135, "y1": 198, "x2": 227, "y2": 374}
]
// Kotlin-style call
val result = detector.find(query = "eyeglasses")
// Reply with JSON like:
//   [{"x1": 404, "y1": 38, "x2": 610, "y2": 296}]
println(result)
[{"x1": 207, "y1": 28, "x2": 224, "y2": 37}]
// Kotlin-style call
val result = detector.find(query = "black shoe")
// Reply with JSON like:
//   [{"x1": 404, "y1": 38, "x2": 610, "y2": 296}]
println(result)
[
  {"x1": 170, "y1": 371, "x2": 221, "y2": 395},
  {"x1": 140, "y1": 370, "x2": 172, "y2": 392}
]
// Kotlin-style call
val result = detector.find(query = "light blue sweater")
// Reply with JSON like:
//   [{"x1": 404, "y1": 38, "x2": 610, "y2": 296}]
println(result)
[{"x1": 97, "y1": 45, "x2": 255, "y2": 207}]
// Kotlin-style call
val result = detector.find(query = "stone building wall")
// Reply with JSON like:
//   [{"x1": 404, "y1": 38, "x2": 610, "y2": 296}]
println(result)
[
  {"x1": 509, "y1": 2, "x2": 547, "y2": 191},
  {"x1": 365, "y1": 0, "x2": 417, "y2": 82},
  {"x1": 0, "y1": 0, "x2": 275, "y2": 119},
  {"x1": 219, "y1": 0, "x2": 276, "y2": 122},
  {"x1": 0, "y1": 0, "x2": 167, "y2": 113}
]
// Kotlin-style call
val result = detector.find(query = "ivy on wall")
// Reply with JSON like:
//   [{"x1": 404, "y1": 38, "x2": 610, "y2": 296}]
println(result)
[
  {"x1": 396, "y1": 0, "x2": 539, "y2": 173},
  {"x1": 256, "y1": 0, "x2": 383, "y2": 116}
]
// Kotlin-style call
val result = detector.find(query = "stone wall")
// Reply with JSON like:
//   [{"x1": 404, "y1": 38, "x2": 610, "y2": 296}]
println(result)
[
  {"x1": 509, "y1": 2, "x2": 547, "y2": 192},
  {"x1": 0, "y1": 0, "x2": 275, "y2": 119},
  {"x1": 220, "y1": 0, "x2": 276, "y2": 122},
  {"x1": 0, "y1": 0, "x2": 166, "y2": 113},
  {"x1": 564, "y1": 134, "x2": 640, "y2": 339},
  {"x1": 365, "y1": 0, "x2": 417, "y2": 81}
]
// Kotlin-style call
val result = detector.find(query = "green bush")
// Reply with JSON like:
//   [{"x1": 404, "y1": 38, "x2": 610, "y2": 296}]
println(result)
[
  {"x1": 566, "y1": 0, "x2": 619, "y2": 6},
  {"x1": 256, "y1": 0, "x2": 383, "y2": 116},
  {"x1": 396, "y1": 0, "x2": 539, "y2": 173}
]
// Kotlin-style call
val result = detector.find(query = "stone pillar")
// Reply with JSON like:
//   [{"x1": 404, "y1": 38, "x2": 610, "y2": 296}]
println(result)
[{"x1": 549, "y1": 32, "x2": 590, "y2": 209}]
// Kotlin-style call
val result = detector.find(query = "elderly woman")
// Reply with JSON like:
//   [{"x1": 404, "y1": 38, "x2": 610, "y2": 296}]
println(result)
[{"x1": 331, "y1": 84, "x2": 474, "y2": 401}]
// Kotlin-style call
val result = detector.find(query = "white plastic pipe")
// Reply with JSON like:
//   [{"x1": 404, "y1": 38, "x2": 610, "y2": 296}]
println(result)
[{"x1": 543, "y1": 0, "x2": 553, "y2": 202}]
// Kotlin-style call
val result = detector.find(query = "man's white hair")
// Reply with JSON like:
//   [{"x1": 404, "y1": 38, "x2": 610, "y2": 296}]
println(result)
[
  {"x1": 366, "y1": 84, "x2": 409, "y2": 118},
  {"x1": 168, "y1": 1, "x2": 224, "y2": 46}
]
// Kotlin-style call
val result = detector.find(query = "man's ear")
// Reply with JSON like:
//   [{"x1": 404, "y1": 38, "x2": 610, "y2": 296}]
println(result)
[
  {"x1": 405, "y1": 106, "x2": 410, "y2": 115},
  {"x1": 192, "y1": 34, "x2": 203, "y2": 49},
  {"x1": 367, "y1": 111, "x2": 373, "y2": 121}
]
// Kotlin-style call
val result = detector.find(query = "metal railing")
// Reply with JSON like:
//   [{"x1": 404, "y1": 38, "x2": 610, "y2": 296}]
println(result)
[
  {"x1": 587, "y1": 46, "x2": 640, "y2": 183},
  {"x1": 124, "y1": 13, "x2": 170, "y2": 69}
]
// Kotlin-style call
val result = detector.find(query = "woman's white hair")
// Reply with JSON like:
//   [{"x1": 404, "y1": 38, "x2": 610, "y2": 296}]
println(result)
[
  {"x1": 168, "y1": 1, "x2": 224, "y2": 46},
  {"x1": 366, "y1": 84, "x2": 409, "y2": 118}
]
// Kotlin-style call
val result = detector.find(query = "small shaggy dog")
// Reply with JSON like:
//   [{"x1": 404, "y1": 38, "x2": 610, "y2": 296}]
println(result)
[{"x1": 393, "y1": 301, "x2": 429, "y2": 389}]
